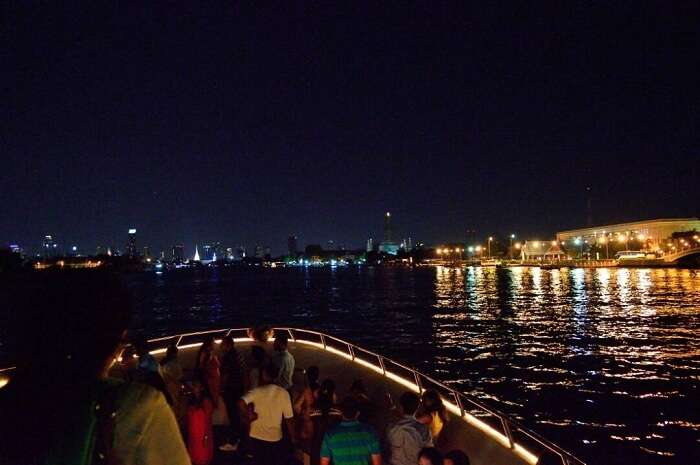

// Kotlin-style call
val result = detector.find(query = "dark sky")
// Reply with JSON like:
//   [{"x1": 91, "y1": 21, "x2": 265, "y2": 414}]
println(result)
[{"x1": 2, "y1": 2, "x2": 699, "y2": 256}]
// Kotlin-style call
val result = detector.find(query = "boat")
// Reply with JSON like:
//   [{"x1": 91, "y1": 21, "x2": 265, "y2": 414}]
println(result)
[
  {"x1": 539, "y1": 263, "x2": 559, "y2": 270},
  {"x1": 0, "y1": 327, "x2": 585, "y2": 465},
  {"x1": 480, "y1": 258, "x2": 502, "y2": 267}
]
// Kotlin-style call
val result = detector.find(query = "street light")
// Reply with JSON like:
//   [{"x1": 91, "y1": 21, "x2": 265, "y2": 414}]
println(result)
[
  {"x1": 509, "y1": 234, "x2": 515, "y2": 260},
  {"x1": 488, "y1": 237, "x2": 493, "y2": 258}
]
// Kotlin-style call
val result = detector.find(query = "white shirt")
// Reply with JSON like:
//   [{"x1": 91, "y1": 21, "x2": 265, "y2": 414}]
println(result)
[
  {"x1": 273, "y1": 349, "x2": 295, "y2": 389},
  {"x1": 241, "y1": 384, "x2": 293, "y2": 442}
]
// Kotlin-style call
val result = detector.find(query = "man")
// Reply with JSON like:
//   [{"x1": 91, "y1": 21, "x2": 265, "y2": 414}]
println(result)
[
  {"x1": 272, "y1": 331, "x2": 295, "y2": 390},
  {"x1": 238, "y1": 363, "x2": 295, "y2": 465},
  {"x1": 386, "y1": 392, "x2": 433, "y2": 465},
  {"x1": 0, "y1": 270, "x2": 190, "y2": 465},
  {"x1": 321, "y1": 396, "x2": 382, "y2": 465}
]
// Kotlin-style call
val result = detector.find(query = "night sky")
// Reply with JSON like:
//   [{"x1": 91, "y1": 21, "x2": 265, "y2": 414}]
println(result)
[{"x1": 3, "y1": 3, "x2": 699, "y2": 256}]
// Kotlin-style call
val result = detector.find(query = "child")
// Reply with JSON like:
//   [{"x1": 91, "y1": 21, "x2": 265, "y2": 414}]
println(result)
[{"x1": 187, "y1": 378, "x2": 214, "y2": 465}]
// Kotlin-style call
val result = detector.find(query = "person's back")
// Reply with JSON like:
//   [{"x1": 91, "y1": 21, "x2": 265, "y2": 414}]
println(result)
[
  {"x1": 320, "y1": 396, "x2": 381, "y2": 465},
  {"x1": 243, "y1": 383, "x2": 292, "y2": 441},
  {"x1": 0, "y1": 271, "x2": 190, "y2": 465},
  {"x1": 272, "y1": 333, "x2": 295, "y2": 390},
  {"x1": 386, "y1": 392, "x2": 432, "y2": 465}
]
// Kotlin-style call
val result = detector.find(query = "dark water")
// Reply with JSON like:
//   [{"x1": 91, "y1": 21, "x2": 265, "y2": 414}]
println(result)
[{"x1": 100, "y1": 266, "x2": 700, "y2": 463}]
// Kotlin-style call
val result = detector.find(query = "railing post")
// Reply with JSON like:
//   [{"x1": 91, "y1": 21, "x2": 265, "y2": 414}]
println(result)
[
  {"x1": 378, "y1": 356, "x2": 386, "y2": 375},
  {"x1": 500, "y1": 417, "x2": 515, "y2": 449},
  {"x1": 349, "y1": 345, "x2": 355, "y2": 360},
  {"x1": 414, "y1": 372, "x2": 423, "y2": 393},
  {"x1": 453, "y1": 391, "x2": 465, "y2": 417},
  {"x1": 176, "y1": 335, "x2": 183, "y2": 347},
  {"x1": 320, "y1": 334, "x2": 327, "y2": 350},
  {"x1": 287, "y1": 328, "x2": 295, "y2": 342}
]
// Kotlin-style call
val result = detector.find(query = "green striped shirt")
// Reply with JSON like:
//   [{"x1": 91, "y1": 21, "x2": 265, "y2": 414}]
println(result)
[{"x1": 320, "y1": 420, "x2": 381, "y2": 465}]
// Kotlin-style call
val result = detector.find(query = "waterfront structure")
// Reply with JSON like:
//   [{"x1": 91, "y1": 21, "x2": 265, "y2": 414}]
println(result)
[
  {"x1": 125, "y1": 229, "x2": 137, "y2": 258},
  {"x1": 287, "y1": 235, "x2": 298, "y2": 256},
  {"x1": 521, "y1": 241, "x2": 566, "y2": 261},
  {"x1": 193, "y1": 244, "x2": 200, "y2": 261},
  {"x1": 557, "y1": 218, "x2": 700, "y2": 254},
  {"x1": 378, "y1": 212, "x2": 399, "y2": 255}
]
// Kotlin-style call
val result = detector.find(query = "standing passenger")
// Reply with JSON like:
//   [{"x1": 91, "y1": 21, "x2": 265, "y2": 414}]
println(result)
[
  {"x1": 272, "y1": 332, "x2": 295, "y2": 391},
  {"x1": 416, "y1": 390, "x2": 448, "y2": 442},
  {"x1": 195, "y1": 335, "x2": 221, "y2": 404},
  {"x1": 238, "y1": 363, "x2": 295, "y2": 465},
  {"x1": 320, "y1": 396, "x2": 382, "y2": 465},
  {"x1": 248, "y1": 345, "x2": 267, "y2": 390},
  {"x1": 386, "y1": 392, "x2": 433, "y2": 465},
  {"x1": 220, "y1": 335, "x2": 247, "y2": 449},
  {"x1": 187, "y1": 378, "x2": 215, "y2": 465},
  {"x1": 160, "y1": 343, "x2": 185, "y2": 425}
]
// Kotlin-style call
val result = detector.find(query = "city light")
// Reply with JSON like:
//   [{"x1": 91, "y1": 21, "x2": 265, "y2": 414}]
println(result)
[{"x1": 637, "y1": 233, "x2": 645, "y2": 240}]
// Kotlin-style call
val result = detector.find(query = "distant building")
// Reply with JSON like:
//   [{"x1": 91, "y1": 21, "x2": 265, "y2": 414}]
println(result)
[
  {"x1": 172, "y1": 244, "x2": 185, "y2": 262},
  {"x1": 125, "y1": 229, "x2": 137, "y2": 258},
  {"x1": 236, "y1": 245, "x2": 246, "y2": 259},
  {"x1": 254, "y1": 245, "x2": 264, "y2": 259},
  {"x1": 378, "y1": 212, "x2": 399, "y2": 255},
  {"x1": 202, "y1": 244, "x2": 213, "y2": 261},
  {"x1": 143, "y1": 246, "x2": 150, "y2": 259},
  {"x1": 193, "y1": 244, "x2": 201, "y2": 261},
  {"x1": 521, "y1": 241, "x2": 566, "y2": 261},
  {"x1": 226, "y1": 247, "x2": 234, "y2": 260},
  {"x1": 287, "y1": 235, "x2": 298, "y2": 256},
  {"x1": 366, "y1": 238, "x2": 373, "y2": 252}
]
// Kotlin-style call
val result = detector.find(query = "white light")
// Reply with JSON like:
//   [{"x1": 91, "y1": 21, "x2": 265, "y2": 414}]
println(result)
[{"x1": 128, "y1": 229, "x2": 136, "y2": 234}]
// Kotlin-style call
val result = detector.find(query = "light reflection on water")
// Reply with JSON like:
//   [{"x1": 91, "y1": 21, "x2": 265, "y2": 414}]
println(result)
[{"x1": 120, "y1": 266, "x2": 700, "y2": 465}]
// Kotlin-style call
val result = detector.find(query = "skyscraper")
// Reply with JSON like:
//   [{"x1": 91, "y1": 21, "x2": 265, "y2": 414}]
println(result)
[
  {"x1": 172, "y1": 244, "x2": 185, "y2": 262},
  {"x1": 126, "y1": 229, "x2": 137, "y2": 258},
  {"x1": 384, "y1": 212, "x2": 392, "y2": 242},
  {"x1": 287, "y1": 235, "x2": 298, "y2": 256},
  {"x1": 366, "y1": 238, "x2": 373, "y2": 252}
]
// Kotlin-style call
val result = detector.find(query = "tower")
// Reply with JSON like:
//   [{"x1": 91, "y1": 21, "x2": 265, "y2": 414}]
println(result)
[
  {"x1": 126, "y1": 229, "x2": 137, "y2": 258},
  {"x1": 384, "y1": 212, "x2": 392, "y2": 242},
  {"x1": 193, "y1": 244, "x2": 200, "y2": 261}
]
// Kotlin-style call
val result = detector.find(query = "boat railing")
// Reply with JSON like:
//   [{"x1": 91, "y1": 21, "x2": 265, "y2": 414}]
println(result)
[{"x1": 1, "y1": 326, "x2": 586, "y2": 465}]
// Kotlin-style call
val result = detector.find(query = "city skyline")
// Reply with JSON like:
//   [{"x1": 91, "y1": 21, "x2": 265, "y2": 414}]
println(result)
[{"x1": 3, "y1": 4, "x2": 699, "y2": 259}]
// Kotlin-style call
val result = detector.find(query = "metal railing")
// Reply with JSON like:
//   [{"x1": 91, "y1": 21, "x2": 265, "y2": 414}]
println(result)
[
  {"x1": 145, "y1": 326, "x2": 586, "y2": 465},
  {"x1": 1, "y1": 326, "x2": 585, "y2": 465}
]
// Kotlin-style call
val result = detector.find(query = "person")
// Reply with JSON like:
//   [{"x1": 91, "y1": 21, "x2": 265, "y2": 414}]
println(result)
[
  {"x1": 238, "y1": 363, "x2": 295, "y2": 465},
  {"x1": 307, "y1": 379, "x2": 343, "y2": 465},
  {"x1": 220, "y1": 335, "x2": 247, "y2": 449},
  {"x1": 443, "y1": 450, "x2": 470, "y2": 465},
  {"x1": 294, "y1": 365, "x2": 320, "y2": 440},
  {"x1": 320, "y1": 396, "x2": 382, "y2": 465},
  {"x1": 350, "y1": 378, "x2": 375, "y2": 424},
  {"x1": 416, "y1": 390, "x2": 448, "y2": 442},
  {"x1": 187, "y1": 378, "x2": 215, "y2": 465},
  {"x1": 272, "y1": 332, "x2": 295, "y2": 391},
  {"x1": 386, "y1": 392, "x2": 433, "y2": 465},
  {"x1": 160, "y1": 343, "x2": 185, "y2": 425},
  {"x1": 248, "y1": 345, "x2": 267, "y2": 389},
  {"x1": 195, "y1": 335, "x2": 221, "y2": 405},
  {"x1": 0, "y1": 270, "x2": 190, "y2": 465},
  {"x1": 418, "y1": 447, "x2": 443, "y2": 465}
]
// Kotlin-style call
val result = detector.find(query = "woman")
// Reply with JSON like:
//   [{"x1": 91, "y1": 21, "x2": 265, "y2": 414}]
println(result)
[
  {"x1": 308, "y1": 379, "x2": 342, "y2": 465},
  {"x1": 294, "y1": 366, "x2": 320, "y2": 441},
  {"x1": 417, "y1": 390, "x2": 448, "y2": 442},
  {"x1": 187, "y1": 378, "x2": 215, "y2": 465},
  {"x1": 195, "y1": 335, "x2": 221, "y2": 404}
]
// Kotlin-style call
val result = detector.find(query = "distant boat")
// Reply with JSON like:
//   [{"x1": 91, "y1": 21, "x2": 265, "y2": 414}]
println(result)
[{"x1": 480, "y1": 258, "x2": 502, "y2": 267}]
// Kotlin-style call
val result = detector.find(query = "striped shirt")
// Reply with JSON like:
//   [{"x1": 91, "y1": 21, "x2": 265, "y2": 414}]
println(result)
[{"x1": 320, "y1": 420, "x2": 380, "y2": 465}]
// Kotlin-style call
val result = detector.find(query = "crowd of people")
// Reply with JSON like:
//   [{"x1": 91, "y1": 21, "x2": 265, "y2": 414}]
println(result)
[
  {"x1": 0, "y1": 272, "x2": 472, "y2": 465},
  {"x1": 117, "y1": 324, "x2": 472, "y2": 465}
]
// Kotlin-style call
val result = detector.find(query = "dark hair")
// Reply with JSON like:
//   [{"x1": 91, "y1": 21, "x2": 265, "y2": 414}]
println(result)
[
  {"x1": 339, "y1": 396, "x2": 359, "y2": 420},
  {"x1": 251, "y1": 324, "x2": 272, "y2": 342},
  {"x1": 160, "y1": 343, "x2": 178, "y2": 366},
  {"x1": 418, "y1": 447, "x2": 443, "y2": 465},
  {"x1": 221, "y1": 335, "x2": 234, "y2": 348},
  {"x1": 421, "y1": 389, "x2": 447, "y2": 421},
  {"x1": 264, "y1": 362, "x2": 280, "y2": 380},
  {"x1": 189, "y1": 377, "x2": 213, "y2": 407},
  {"x1": 306, "y1": 365, "x2": 320, "y2": 391},
  {"x1": 318, "y1": 379, "x2": 336, "y2": 414},
  {"x1": 399, "y1": 391, "x2": 421, "y2": 416},
  {"x1": 350, "y1": 379, "x2": 366, "y2": 394},
  {"x1": 195, "y1": 335, "x2": 215, "y2": 374},
  {"x1": 444, "y1": 450, "x2": 470, "y2": 465},
  {"x1": 0, "y1": 271, "x2": 132, "y2": 463},
  {"x1": 251, "y1": 345, "x2": 266, "y2": 364},
  {"x1": 274, "y1": 332, "x2": 289, "y2": 347}
]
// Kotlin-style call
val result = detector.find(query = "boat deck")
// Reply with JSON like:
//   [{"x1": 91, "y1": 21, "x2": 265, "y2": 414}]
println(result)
[{"x1": 129, "y1": 329, "x2": 544, "y2": 465}]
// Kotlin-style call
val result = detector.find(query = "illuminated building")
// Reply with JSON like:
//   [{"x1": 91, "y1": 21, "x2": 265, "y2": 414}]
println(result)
[
  {"x1": 254, "y1": 245, "x2": 263, "y2": 259},
  {"x1": 125, "y1": 229, "x2": 137, "y2": 258},
  {"x1": 143, "y1": 246, "x2": 150, "y2": 259},
  {"x1": 378, "y1": 212, "x2": 399, "y2": 255},
  {"x1": 366, "y1": 238, "x2": 373, "y2": 252},
  {"x1": 193, "y1": 244, "x2": 201, "y2": 261}
]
